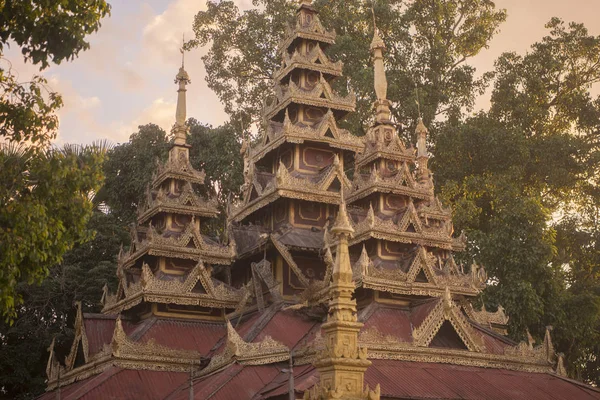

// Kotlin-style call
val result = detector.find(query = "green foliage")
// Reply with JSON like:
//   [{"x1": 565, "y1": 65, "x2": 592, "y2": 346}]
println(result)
[
  {"x1": 0, "y1": 144, "x2": 106, "y2": 320},
  {"x1": 0, "y1": 0, "x2": 111, "y2": 143},
  {"x1": 190, "y1": 0, "x2": 505, "y2": 134},
  {"x1": 188, "y1": 119, "x2": 244, "y2": 240},
  {"x1": 99, "y1": 124, "x2": 171, "y2": 224},
  {"x1": 434, "y1": 19, "x2": 600, "y2": 383},
  {"x1": 0, "y1": 211, "x2": 128, "y2": 399}
]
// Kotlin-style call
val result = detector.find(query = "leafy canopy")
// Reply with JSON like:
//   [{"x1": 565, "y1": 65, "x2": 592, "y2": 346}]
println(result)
[{"x1": 189, "y1": 0, "x2": 505, "y2": 135}]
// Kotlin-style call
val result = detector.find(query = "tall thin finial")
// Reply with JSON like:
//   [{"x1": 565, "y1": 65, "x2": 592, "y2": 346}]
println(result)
[
  {"x1": 173, "y1": 37, "x2": 191, "y2": 146},
  {"x1": 415, "y1": 83, "x2": 422, "y2": 120},
  {"x1": 181, "y1": 34, "x2": 185, "y2": 68},
  {"x1": 371, "y1": 3, "x2": 377, "y2": 32},
  {"x1": 370, "y1": 3, "x2": 390, "y2": 124}
]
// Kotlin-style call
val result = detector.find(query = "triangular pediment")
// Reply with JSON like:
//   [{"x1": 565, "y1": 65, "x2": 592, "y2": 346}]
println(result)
[
  {"x1": 429, "y1": 320, "x2": 468, "y2": 350},
  {"x1": 328, "y1": 177, "x2": 342, "y2": 192},
  {"x1": 407, "y1": 247, "x2": 437, "y2": 285},
  {"x1": 398, "y1": 202, "x2": 423, "y2": 234},
  {"x1": 397, "y1": 163, "x2": 416, "y2": 188}
]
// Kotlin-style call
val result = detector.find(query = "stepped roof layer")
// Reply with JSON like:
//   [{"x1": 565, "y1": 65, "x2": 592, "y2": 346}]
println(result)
[{"x1": 42, "y1": 304, "x2": 600, "y2": 400}]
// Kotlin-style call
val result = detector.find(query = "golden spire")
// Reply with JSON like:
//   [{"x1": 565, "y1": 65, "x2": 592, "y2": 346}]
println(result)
[
  {"x1": 173, "y1": 35, "x2": 191, "y2": 146},
  {"x1": 370, "y1": 7, "x2": 391, "y2": 125},
  {"x1": 304, "y1": 187, "x2": 380, "y2": 400}
]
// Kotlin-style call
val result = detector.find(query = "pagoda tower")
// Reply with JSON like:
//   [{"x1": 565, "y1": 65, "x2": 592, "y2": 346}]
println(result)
[
  {"x1": 345, "y1": 22, "x2": 487, "y2": 311},
  {"x1": 229, "y1": 0, "x2": 363, "y2": 303},
  {"x1": 101, "y1": 60, "x2": 242, "y2": 320}
]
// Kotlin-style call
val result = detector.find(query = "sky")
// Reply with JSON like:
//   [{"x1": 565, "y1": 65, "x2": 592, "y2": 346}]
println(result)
[{"x1": 5, "y1": 0, "x2": 600, "y2": 146}]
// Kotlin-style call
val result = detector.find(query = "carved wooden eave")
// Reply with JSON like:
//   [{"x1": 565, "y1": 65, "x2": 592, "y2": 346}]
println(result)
[
  {"x1": 137, "y1": 183, "x2": 219, "y2": 225},
  {"x1": 119, "y1": 221, "x2": 233, "y2": 268},
  {"x1": 348, "y1": 164, "x2": 432, "y2": 203},
  {"x1": 355, "y1": 132, "x2": 415, "y2": 170},
  {"x1": 231, "y1": 159, "x2": 351, "y2": 223},
  {"x1": 350, "y1": 203, "x2": 455, "y2": 250},
  {"x1": 63, "y1": 302, "x2": 89, "y2": 371},
  {"x1": 264, "y1": 78, "x2": 356, "y2": 120},
  {"x1": 151, "y1": 153, "x2": 206, "y2": 188},
  {"x1": 462, "y1": 301, "x2": 509, "y2": 329},
  {"x1": 102, "y1": 261, "x2": 243, "y2": 313},
  {"x1": 293, "y1": 322, "x2": 557, "y2": 375},
  {"x1": 278, "y1": 14, "x2": 336, "y2": 55},
  {"x1": 200, "y1": 321, "x2": 289, "y2": 376},
  {"x1": 271, "y1": 234, "x2": 311, "y2": 287},
  {"x1": 273, "y1": 45, "x2": 343, "y2": 82},
  {"x1": 253, "y1": 110, "x2": 363, "y2": 164},
  {"x1": 46, "y1": 317, "x2": 204, "y2": 391},
  {"x1": 356, "y1": 327, "x2": 556, "y2": 374},
  {"x1": 351, "y1": 247, "x2": 483, "y2": 298}
]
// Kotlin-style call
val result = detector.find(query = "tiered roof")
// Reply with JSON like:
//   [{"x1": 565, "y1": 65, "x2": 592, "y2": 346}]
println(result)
[{"x1": 231, "y1": 0, "x2": 361, "y2": 224}]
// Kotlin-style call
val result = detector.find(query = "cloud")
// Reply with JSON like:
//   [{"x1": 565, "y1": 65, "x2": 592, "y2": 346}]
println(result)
[{"x1": 114, "y1": 97, "x2": 177, "y2": 141}]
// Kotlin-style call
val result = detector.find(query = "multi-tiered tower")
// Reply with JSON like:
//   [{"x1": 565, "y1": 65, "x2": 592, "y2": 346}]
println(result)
[
  {"x1": 101, "y1": 62, "x2": 241, "y2": 320},
  {"x1": 345, "y1": 22, "x2": 486, "y2": 308},
  {"x1": 230, "y1": 0, "x2": 362, "y2": 301}
]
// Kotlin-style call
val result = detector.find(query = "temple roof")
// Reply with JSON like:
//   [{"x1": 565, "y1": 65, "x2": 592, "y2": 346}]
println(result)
[{"x1": 43, "y1": 300, "x2": 599, "y2": 399}]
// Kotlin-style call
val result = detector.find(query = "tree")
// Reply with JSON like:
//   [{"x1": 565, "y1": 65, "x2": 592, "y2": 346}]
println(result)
[
  {"x1": 0, "y1": 143, "x2": 107, "y2": 320},
  {"x1": 0, "y1": 0, "x2": 111, "y2": 320},
  {"x1": 0, "y1": 211, "x2": 128, "y2": 399},
  {"x1": 433, "y1": 19, "x2": 600, "y2": 383},
  {"x1": 189, "y1": 0, "x2": 505, "y2": 135},
  {"x1": 0, "y1": 0, "x2": 111, "y2": 143}
]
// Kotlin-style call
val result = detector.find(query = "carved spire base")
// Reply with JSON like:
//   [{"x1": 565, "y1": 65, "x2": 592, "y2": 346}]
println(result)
[{"x1": 374, "y1": 99, "x2": 392, "y2": 125}]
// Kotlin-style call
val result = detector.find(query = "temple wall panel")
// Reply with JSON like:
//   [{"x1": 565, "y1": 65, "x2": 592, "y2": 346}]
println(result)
[
  {"x1": 382, "y1": 193, "x2": 408, "y2": 214},
  {"x1": 292, "y1": 200, "x2": 328, "y2": 228},
  {"x1": 297, "y1": 144, "x2": 336, "y2": 173}
]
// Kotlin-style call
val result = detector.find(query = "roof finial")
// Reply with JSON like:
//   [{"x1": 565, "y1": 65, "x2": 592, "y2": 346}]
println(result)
[
  {"x1": 415, "y1": 83, "x2": 422, "y2": 120},
  {"x1": 173, "y1": 34, "x2": 191, "y2": 146},
  {"x1": 181, "y1": 33, "x2": 185, "y2": 68},
  {"x1": 370, "y1": 4, "x2": 390, "y2": 125}
]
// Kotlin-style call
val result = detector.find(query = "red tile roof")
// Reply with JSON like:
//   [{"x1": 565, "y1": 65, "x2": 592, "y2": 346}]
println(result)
[
  {"x1": 167, "y1": 364, "x2": 281, "y2": 400},
  {"x1": 260, "y1": 360, "x2": 600, "y2": 400},
  {"x1": 252, "y1": 309, "x2": 318, "y2": 348},
  {"x1": 39, "y1": 367, "x2": 188, "y2": 400},
  {"x1": 362, "y1": 306, "x2": 413, "y2": 342},
  {"x1": 138, "y1": 319, "x2": 226, "y2": 355}
]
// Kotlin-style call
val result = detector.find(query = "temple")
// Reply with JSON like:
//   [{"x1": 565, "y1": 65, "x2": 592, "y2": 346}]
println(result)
[{"x1": 41, "y1": 1, "x2": 600, "y2": 399}]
